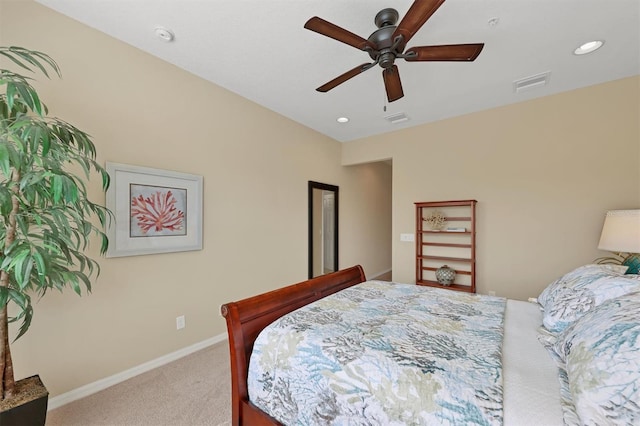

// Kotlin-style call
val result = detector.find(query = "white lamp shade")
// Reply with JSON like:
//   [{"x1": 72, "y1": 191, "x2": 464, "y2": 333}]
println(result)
[{"x1": 597, "y1": 209, "x2": 640, "y2": 253}]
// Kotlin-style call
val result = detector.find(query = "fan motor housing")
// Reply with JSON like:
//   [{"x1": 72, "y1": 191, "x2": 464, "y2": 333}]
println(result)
[
  {"x1": 368, "y1": 9, "x2": 403, "y2": 68},
  {"x1": 368, "y1": 26, "x2": 396, "y2": 50},
  {"x1": 368, "y1": 26, "x2": 402, "y2": 68}
]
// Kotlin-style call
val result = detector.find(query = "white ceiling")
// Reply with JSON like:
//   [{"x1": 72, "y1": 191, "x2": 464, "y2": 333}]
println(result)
[{"x1": 35, "y1": 0, "x2": 640, "y2": 143}]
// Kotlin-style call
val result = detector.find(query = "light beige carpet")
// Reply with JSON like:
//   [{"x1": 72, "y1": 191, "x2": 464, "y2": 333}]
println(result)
[
  {"x1": 46, "y1": 342, "x2": 231, "y2": 426},
  {"x1": 375, "y1": 271, "x2": 392, "y2": 281}
]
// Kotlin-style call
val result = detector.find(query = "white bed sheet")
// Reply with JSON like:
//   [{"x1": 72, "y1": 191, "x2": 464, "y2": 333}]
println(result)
[{"x1": 503, "y1": 299, "x2": 563, "y2": 425}]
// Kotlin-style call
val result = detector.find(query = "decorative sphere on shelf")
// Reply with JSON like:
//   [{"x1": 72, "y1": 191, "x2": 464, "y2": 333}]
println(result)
[{"x1": 436, "y1": 265, "x2": 456, "y2": 286}]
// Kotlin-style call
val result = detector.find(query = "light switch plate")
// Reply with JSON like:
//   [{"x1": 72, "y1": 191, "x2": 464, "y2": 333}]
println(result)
[{"x1": 400, "y1": 233, "x2": 415, "y2": 242}]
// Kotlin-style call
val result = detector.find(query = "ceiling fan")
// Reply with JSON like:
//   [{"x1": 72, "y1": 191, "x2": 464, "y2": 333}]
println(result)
[{"x1": 304, "y1": 0, "x2": 484, "y2": 102}]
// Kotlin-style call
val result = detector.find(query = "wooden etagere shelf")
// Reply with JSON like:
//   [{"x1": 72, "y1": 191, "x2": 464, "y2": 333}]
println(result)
[{"x1": 415, "y1": 200, "x2": 477, "y2": 293}]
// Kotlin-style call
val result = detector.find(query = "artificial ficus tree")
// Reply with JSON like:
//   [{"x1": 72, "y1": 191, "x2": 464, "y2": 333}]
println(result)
[{"x1": 0, "y1": 46, "x2": 110, "y2": 401}]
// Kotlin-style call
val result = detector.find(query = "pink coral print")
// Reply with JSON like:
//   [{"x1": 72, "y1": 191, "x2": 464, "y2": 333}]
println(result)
[{"x1": 130, "y1": 188, "x2": 185, "y2": 235}]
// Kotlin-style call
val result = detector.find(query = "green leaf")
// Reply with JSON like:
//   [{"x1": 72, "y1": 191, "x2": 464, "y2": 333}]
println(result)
[
  {"x1": 30, "y1": 50, "x2": 61, "y2": 78},
  {"x1": 64, "y1": 177, "x2": 79, "y2": 203},
  {"x1": 76, "y1": 271, "x2": 92, "y2": 293},
  {"x1": 0, "y1": 50, "x2": 31, "y2": 72},
  {"x1": 29, "y1": 87, "x2": 43, "y2": 116},
  {"x1": 1, "y1": 47, "x2": 60, "y2": 78},
  {"x1": 13, "y1": 81, "x2": 36, "y2": 112},
  {"x1": 0, "y1": 142, "x2": 11, "y2": 177},
  {"x1": 102, "y1": 170, "x2": 111, "y2": 190},
  {"x1": 11, "y1": 292, "x2": 33, "y2": 340},
  {"x1": 100, "y1": 233, "x2": 109, "y2": 255},
  {"x1": 68, "y1": 273, "x2": 81, "y2": 296},
  {"x1": 51, "y1": 175, "x2": 63, "y2": 203},
  {"x1": 10, "y1": 249, "x2": 30, "y2": 288},
  {"x1": 32, "y1": 250, "x2": 46, "y2": 285},
  {"x1": 6, "y1": 81, "x2": 16, "y2": 110},
  {"x1": 15, "y1": 214, "x2": 30, "y2": 237},
  {"x1": 20, "y1": 255, "x2": 33, "y2": 290}
]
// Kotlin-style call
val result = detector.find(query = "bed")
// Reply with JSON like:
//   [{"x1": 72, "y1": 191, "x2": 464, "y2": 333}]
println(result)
[{"x1": 221, "y1": 264, "x2": 640, "y2": 425}]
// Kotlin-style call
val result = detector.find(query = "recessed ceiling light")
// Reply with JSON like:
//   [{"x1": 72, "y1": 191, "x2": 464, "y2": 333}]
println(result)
[
  {"x1": 573, "y1": 40, "x2": 604, "y2": 55},
  {"x1": 154, "y1": 26, "x2": 175, "y2": 42},
  {"x1": 336, "y1": 117, "x2": 349, "y2": 123}
]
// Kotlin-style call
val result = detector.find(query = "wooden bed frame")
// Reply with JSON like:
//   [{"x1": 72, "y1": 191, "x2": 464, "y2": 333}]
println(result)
[{"x1": 220, "y1": 265, "x2": 367, "y2": 426}]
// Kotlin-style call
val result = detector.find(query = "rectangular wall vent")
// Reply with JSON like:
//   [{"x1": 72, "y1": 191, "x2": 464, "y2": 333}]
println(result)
[
  {"x1": 513, "y1": 71, "x2": 551, "y2": 93},
  {"x1": 384, "y1": 112, "x2": 410, "y2": 124}
]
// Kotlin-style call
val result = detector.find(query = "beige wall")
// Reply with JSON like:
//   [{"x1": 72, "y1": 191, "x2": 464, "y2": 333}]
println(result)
[
  {"x1": 344, "y1": 76, "x2": 640, "y2": 300},
  {"x1": 1, "y1": 1, "x2": 392, "y2": 397}
]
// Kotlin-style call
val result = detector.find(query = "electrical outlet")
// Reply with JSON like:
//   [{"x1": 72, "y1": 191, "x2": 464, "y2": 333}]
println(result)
[{"x1": 176, "y1": 315, "x2": 185, "y2": 330}]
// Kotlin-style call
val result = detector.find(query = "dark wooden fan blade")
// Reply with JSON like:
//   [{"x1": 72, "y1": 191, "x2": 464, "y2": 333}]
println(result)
[
  {"x1": 305, "y1": 17, "x2": 376, "y2": 51},
  {"x1": 383, "y1": 66, "x2": 404, "y2": 102},
  {"x1": 393, "y1": 0, "x2": 446, "y2": 47},
  {"x1": 316, "y1": 63, "x2": 373, "y2": 92},
  {"x1": 405, "y1": 43, "x2": 484, "y2": 61}
]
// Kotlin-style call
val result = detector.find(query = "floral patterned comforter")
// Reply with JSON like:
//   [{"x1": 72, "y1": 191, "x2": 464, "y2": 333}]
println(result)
[{"x1": 248, "y1": 280, "x2": 506, "y2": 425}]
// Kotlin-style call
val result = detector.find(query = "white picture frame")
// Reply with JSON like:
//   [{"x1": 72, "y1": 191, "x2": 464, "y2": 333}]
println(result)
[{"x1": 105, "y1": 162, "x2": 203, "y2": 257}]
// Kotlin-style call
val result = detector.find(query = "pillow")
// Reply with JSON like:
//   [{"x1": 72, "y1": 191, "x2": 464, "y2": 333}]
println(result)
[
  {"x1": 552, "y1": 292, "x2": 640, "y2": 425},
  {"x1": 538, "y1": 264, "x2": 628, "y2": 309},
  {"x1": 623, "y1": 254, "x2": 640, "y2": 275},
  {"x1": 537, "y1": 264, "x2": 640, "y2": 334}
]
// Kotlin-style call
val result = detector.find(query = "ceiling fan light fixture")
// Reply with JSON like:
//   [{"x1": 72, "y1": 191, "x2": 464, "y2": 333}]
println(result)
[
  {"x1": 573, "y1": 40, "x2": 604, "y2": 55},
  {"x1": 304, "y1": 0, "x2": 484, "y2": 103}
]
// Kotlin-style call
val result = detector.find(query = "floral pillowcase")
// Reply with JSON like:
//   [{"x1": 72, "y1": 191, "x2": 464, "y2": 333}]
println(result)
[
  {"x1": 550, "y1": 292, "x2": 640, "y2": 425},
  {"x1": 537, "y1": 264, "x2": 640, "y2": 334}
]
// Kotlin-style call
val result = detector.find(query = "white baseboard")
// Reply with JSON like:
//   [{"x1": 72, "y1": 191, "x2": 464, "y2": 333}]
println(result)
[{"x1": 48, "y1": 332, "x2": 228, "y2": 411}]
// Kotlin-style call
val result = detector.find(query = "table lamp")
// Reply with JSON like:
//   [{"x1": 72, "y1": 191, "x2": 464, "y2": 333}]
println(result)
[{"x1": 597, "y1": 209, "x2": 640, "y2": 274}]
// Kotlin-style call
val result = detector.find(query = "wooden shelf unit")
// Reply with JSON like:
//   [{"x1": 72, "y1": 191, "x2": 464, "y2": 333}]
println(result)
[{"x1": 415, "y1": 200, "x2": 477, "y2": 293}]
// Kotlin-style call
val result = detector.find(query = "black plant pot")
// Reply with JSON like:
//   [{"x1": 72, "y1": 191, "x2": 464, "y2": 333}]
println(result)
[{"x1": 0, "y1": 375, "x2": 48, "y2": 426}]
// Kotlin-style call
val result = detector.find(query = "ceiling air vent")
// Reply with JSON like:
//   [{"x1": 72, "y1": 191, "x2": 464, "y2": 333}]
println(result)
[
  {"x1": 513, "y1": 71, "x2": 551, "y2": 93},
  {"x1": 384, "y1": 112, "x2": 410, "y2": 124}
]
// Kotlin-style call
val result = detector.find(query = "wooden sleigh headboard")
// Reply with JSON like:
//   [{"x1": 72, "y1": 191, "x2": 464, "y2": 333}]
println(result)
[{"x1": 220, "y1": 265, "x2": 367, "y2": 425}]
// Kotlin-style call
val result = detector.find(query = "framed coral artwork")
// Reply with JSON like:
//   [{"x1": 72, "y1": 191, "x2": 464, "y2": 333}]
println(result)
[{"x1": 105, "y1": 162, "x2": 203, "y2": 257}]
